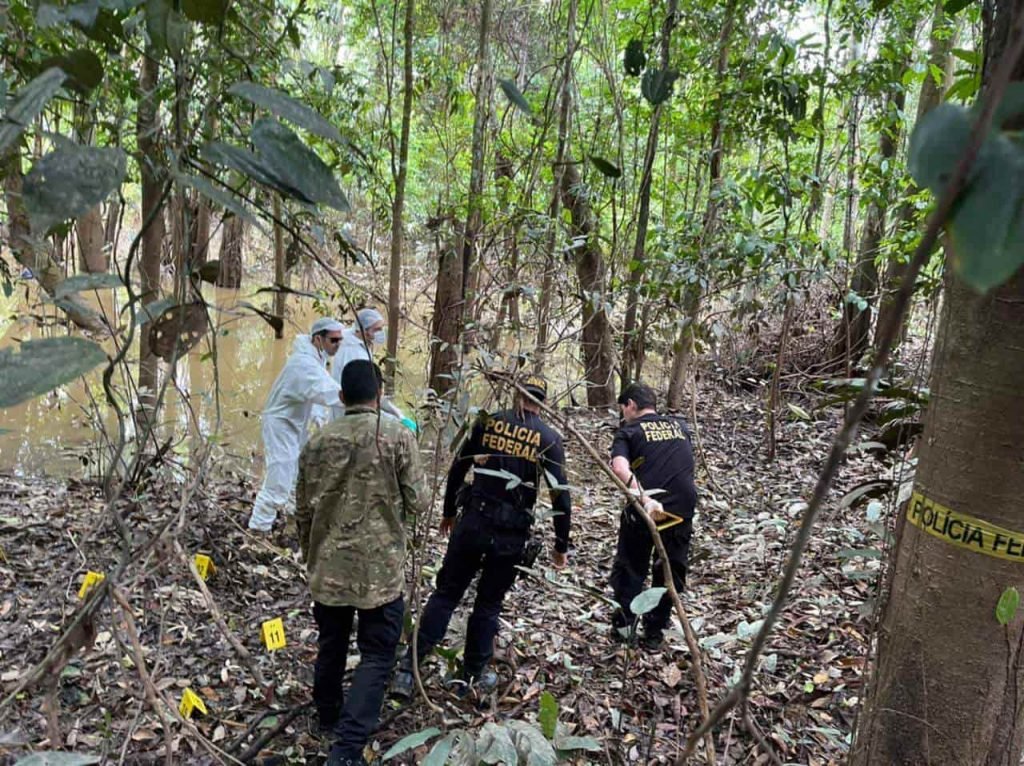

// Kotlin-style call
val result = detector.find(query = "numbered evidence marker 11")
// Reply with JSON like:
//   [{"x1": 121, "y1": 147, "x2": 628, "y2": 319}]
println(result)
[
  {"x1": 194, "y1": 553, "x2": 216, "y2": 580},
  {"x1": 178, "y1": 688, "x2": 208, "y2": 719},
  {"x1": 260, "y1": 618, "x2": 287, "y2": 651},
  {"x1": 78, "y1": 571, "x2": 105, "y2": 599}
]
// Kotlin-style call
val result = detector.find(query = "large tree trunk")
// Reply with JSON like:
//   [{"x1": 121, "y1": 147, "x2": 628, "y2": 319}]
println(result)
[
  {"x1": 560, "y1": 162, "x2": 616, "y2": 407},
  {"x1": 621, "y1": 0, "x2": 678, "y2": 384},
  {"x1": 137, "y1": 50, "x2": 165, "y2": 422},
  {"x1": 385, "y1": 0, "x2": 415, "y2": 391},
  {"x1": 428, "y1": 241, "x2": 462, "y2": 395},
  {"x1": 852, "y1": 6, "x2": 1024, "y2": 764},
  {"x1": 76, "y1": 205, "x2": 108, "y2": 273},
  {"x1": 216, "y1": 214, "x2": 244, "y2": 288}
]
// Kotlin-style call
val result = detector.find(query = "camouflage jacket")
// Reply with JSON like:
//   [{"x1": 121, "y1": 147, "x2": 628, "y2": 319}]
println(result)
[{"x1": 296, "y1": 404, "x2": 426, "y2": 608}]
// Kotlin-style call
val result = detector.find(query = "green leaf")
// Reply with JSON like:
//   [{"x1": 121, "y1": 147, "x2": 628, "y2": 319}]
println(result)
[
  {"x1": 422, "y1": 733, "x2": 455, "y2": 766},
  {"x1": 555, "y1": 734, "x2": 602, "y2": 752},
  {"x1": 908, "y1": 103, "x2": 973, "y2": 194},
  {"x1": 383, "y1": 727, "x2": 441, "y2": 760},
  {"x1": 786, "y1": 402, "x2": 811, "y2": 420},
  {"x1": 943, "y1": 0, "x2": 972, "y2": 14},
  {"x1": 228, "y1": 81, "x2": 345, "y2": 144},
  {"x1": 630, "y1": 586, "x2": 666, "y2": 616},
  {"x1": 498, "y1": 78, "x2": 533, "y2": 117},
  {"x1": 174, "y1": 170, "x2": 266, "y2": 233},
  {"x1": 0, "y1": 338, "x2": 107, "y2": 409},
  {"x1": 996, "y1": 586, "x2": 1020, "y2": 626},
  {"x1": 145, "y1": 0, "x2": 188, "y2": 60},
  {"x1": 15, "y1": 754, "x2": 100, "y2": 766},
  {"x1": 506, "y1": 720, "x2": 557, "y2": 766},
  {"x1": 24, "y1": 145, "x2": 127, "y2": 235},
  {"x1": 181, "y1": 0, "x2": 227, "y2": 24},
  {"x1": 588, "y1": 155, "x2": 621, "y2": 178},
  {"x1": 42, "y1": 50, "x2": 104, "y2": 94},
  {"x1": 201, "y1": 141, "x2": 282, "y2": 189},
  {"x1": 54, "y1": 272, "x2": 124, "y2": 299},
  {"x1": 990, "y1": 82, "x2": 1024, "y2": 130},
  {"x1": 623, "y1": 39, "x2": 645, "y2": 77},
  {"x1": 539, "y1": 691, "x2": 558, "y2": 740},
  {"x1": 871, "y1": 0, "x2": 895, "y2": 10},
  {"x1": 477, "y1": 722, "x2": 519, "y2": 765},
  {"x1": 250, "y1": 118, "x2": 349, "y2": 210},
  {"x1": 0, "y1": 68, "x2": 66, "y2": 156},
  {"x1": 640, "y1": 68, "x2": 679, "y2": 105},
  {"x1": 37, "y1": 0, "x2": 100, "y2": 29}
]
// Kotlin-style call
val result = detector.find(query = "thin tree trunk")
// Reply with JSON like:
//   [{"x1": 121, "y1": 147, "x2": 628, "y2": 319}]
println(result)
[
  {"x1": 76, "y1": 205, "x2": 108, "y2": 273},
  {"x1": 272, "y1": 195, "x2": 287, "y2": 339},
  {"x1": 621, "y1": 0, "x2": 678, "y2": 384},
  {"x1": 216, "y1": 215, "x2": 244, "y2": 289},
  {"x1": 385, "y1": 0, "x2": 415, "y2": 392}
]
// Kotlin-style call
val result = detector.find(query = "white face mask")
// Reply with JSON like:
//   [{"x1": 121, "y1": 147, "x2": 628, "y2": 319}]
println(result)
[{"x1": 373, "y1": 328, "x2": 387, "y2": 346}]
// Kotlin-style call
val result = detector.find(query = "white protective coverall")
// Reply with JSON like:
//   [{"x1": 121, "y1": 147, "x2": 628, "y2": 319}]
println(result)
[
  {"x1": 248, "y1": 334, "x2": 341, "y2": 531},
  {"x1": 328, "y1": 328, "x2": 407, "y2": 423}
]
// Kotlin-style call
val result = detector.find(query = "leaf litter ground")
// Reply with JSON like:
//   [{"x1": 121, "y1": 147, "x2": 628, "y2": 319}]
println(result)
[{"x1": 0, "y1": 382, "x2": 902, "y2": 765}]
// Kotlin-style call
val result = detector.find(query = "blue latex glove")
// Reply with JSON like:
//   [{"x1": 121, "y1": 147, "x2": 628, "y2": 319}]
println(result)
[{"x1": 400, "y1": 416, "x2": 418, "y2": 435}]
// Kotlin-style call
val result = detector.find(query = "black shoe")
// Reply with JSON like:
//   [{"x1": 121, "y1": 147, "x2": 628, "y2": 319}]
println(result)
[
  {"x1": 445, "y1": 666, "x2": 498, "y2": 698},
  {"x1": 391, "y1": 667, "x2": 415, "y2": 700},
  {"x1": 640, "y1": 630, "x2": 664, "y2": 651},
  {"x1": 327, "y1": 748, "x2": 368, "y2": 766}
]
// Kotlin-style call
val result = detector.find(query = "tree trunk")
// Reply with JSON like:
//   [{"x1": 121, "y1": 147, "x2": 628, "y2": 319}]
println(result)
[
  {"x1": 460, "y1": 0, "x2": 493, "y2": 341},
  {"x1": 385, "y1": 0, "x2": 415, "y2": 391},
  {"x1": 666, "y1": 0, "x2": 736, "y2": 409},
  {"x1": 875, "y1": 0, "x2": 958, "y2": 349},
  {"x1": 535, "y1": 0, "x2": 577, "y2": 373},
  {"x1": 853, "y1": 6, "x2": 1024, "y2": 763},
  {"x1": 76, "y1": 205, "x2": 108, "y2": 273},
  {"x1": 216, "y1": 214, "x2": 245, "y2": 289},
  {"x1": 428, "y1": 241, "x2": 463, "y2": 395},
  {"x1": 137, "y1": 50, "x2": 165, "y2": 421},
  {"x1": 560, "y1": 162, "x2": 616, "y2": 408},
  {"x1": 621, "y1": 0, "x2": 678, "y2": 384},
  {"x1": 272, "y1": 195, "x2": 287, "y2": 339}
]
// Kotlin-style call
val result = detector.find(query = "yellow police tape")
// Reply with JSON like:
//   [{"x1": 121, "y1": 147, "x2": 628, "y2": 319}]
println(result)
[{"x1": 908, "y1": 490, "x2": 1024, "y2": 562}]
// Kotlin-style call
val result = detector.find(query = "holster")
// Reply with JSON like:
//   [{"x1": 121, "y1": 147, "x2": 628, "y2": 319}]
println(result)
[
  {"x1": 516, "y1": 538, "x2": 543, "y2": 580},
  {"x1": 471, "y1": 494, "x2": 533, "y2": 532}
]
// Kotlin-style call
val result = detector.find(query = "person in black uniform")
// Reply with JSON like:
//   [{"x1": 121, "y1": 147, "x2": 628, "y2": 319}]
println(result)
[
  {"x1": 392, "y1": 374, "x2": 571, "y2": 696},
  {"x1": 609, "y1": 382, "x2": 697, "y2": 649}
]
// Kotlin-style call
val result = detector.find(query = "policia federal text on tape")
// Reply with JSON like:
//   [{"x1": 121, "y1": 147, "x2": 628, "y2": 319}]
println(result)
[{"x1": 392, "y1": 374, "x2": 571, "y2": 697}]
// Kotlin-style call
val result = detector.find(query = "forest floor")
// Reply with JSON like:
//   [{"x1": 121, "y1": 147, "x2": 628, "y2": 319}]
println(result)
[{"x1": 0, "y1": 379, "x2": 909, "y2": 765}]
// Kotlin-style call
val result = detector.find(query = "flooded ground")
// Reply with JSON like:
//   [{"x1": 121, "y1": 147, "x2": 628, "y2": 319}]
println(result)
[{"x1": 0, "y1": 278, "x2": 436, "y2": 478}]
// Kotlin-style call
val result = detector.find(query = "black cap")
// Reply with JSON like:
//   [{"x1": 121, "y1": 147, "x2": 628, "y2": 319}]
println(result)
[{"x1": 521, "y1": 374, "x2": 548, "y2": 400}]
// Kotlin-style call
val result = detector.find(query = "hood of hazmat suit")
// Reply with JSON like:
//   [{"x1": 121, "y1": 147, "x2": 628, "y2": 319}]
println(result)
[{"x1": 263, "y1": 335, "x2": 341, "y2": 450}]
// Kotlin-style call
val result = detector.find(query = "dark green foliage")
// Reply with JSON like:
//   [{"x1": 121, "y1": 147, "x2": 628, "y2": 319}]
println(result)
[
  {"x1": 624, "y1": 39, "x2": 646, "y2": 76},
  {"x1": 0, "y1": 338, "x2": 107, "y2": 409},
  {"x1": 23, "y1": 145, "x2": 127, "y2": 235}
]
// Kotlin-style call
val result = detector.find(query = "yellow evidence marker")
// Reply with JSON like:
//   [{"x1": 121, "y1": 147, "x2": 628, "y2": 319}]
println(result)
[
  {"x1": 78, "y1": 571, "x2": 105, "y2": 599},
  {"x1": 178, "y1": 688, "x2": 208, "y2": 718},
  {"x1": 193, "y1": 554, "x2": 215, "y2": 580},
  {"x1": 260, "y1": 618, "x2": 287, "y2": 651}
]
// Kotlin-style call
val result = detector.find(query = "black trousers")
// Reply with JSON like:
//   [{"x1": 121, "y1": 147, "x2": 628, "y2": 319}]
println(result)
[
  {"x1": 313, "y1": 596, "x2": 404, "y2": 761},
  {"x1": 610, "y1": 506, "x2": 690, "y2": 635},
  {"x1": 416, "y1": 508, "x2": 527, "y2": 675}
]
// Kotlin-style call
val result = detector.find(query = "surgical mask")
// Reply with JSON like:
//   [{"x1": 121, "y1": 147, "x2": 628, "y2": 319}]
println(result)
[{"x1": 373, "y1": 328, "x2": 387, "y2": 346}]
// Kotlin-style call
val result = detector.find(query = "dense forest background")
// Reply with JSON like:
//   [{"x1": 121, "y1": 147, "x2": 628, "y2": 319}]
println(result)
[{"x1": 2, "y1": 0, "x2": 1024, "y2": 763}]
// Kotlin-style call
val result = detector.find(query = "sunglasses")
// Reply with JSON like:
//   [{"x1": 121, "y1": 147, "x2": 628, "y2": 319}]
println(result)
[{"x1": 325, "y1": 336, "x2": 343, "y2": 344}]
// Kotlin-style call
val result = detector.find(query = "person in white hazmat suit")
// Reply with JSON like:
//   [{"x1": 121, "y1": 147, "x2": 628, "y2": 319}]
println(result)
[
  {"x1": 328, "y1": 308, "x2": 414, "y2": 429},
  {"x1": 247, "y1": 317, "x2": 345, "y2": 532}
]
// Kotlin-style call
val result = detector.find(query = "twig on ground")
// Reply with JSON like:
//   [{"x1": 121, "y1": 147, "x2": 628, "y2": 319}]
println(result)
[{"x1": 235, "y1": 702, "x2": 311, "y2": 763}]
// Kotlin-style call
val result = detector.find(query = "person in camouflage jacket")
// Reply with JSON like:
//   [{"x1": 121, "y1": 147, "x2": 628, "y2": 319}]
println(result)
[{"x1": 296, "y1": 359, "x2": 426, "y2": 766}]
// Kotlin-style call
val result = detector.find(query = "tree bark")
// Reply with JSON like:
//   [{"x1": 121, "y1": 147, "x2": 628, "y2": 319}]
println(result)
[
  {"x1": 560, "y1": 162, "x2": 616, "y2": 407},
  {"x1": 428, "y1": 240, "x2": 462, "y2": 395},
  {"x1": 76, "y1": 205, "x2": 108, "y2": 273},
  {"x1": 216, "y1": 214, "x2": 244, "y2": 289},
  {"x1": 621, "y1": 0, "x2": 678, "y2": 384},
  {"x1": 137, "y1": 50, "x2": 165, "y2": 421},
  {"x1": 385, "y1": 0, "x2": 415, "y2": 391},
  {"x1": 272, "y1": 195, "x2": 287, "y2": 339},
  {"x1": 853, "y1": 6, "x2": 1024, "y2": 763}
]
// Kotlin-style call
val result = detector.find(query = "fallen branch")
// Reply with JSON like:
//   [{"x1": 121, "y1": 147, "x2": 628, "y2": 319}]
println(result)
[
  {"x1": 486, "y1": 370, "x2": 716, "y2": 765},
  {"x1": 235, "y1": 702, "x2": 311, "y2": 763}
]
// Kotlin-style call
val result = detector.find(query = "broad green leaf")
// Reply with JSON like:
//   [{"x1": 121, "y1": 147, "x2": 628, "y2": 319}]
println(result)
[
  {"x1": 15, "y1": 754, "x2": 100, "y2": 766},
  {"x1": 422, "y1": 733, "x2": 455, "y2": 766},
  {"x1": 477, "y1": 722, "x2": 518, "y2": 765},
  {"x1": 990, "y1": 82, "x2": 1024, "y2": 130},
  {"x1": 944, "y1": 0, "x2": 972, "y2": 14},
  {"x1": 506, "y1": 720, "x2": 557, "y2": 766},
  {"x1": 589, "y1": 155, "x2": 622, "y2": 178},
  {"x1": 251, "y1": 118, "x2": 349, "y2": 210},
  {"x1": 139, "y1": 297, "x2": 177, "y2": 326},
  {"x1": 24, "y1": 145, "x2": 126, "y2": 235},
  {"x1": 641, "y1": 68, "x2": 679, "y2": 105},
  {"x1": 43, "y1": 50, "x2": 103, "y2": 94},
  {"x1": 0, "y1": 68, "x2": 66, "y2": 156},
  {"x1": 630, "y1": 586, "x2": 666, "y2": 616},
  {"x1": 539, "y1": 691, "x2": 558, "y2": 740},
  {"x1": 174, "y1": 171, "x2": 266, "y2": 233},
  {"x1": 228, "y1": 81, "x2": 345, "y2": 144},
  {"x1": 383, "y1": 727, "x2": 441, "y2": 760},
  {"x1": 498, "y1": 78, "x2": 533, "y2": 117},
  {"x1": 871, "y1": 0, "x2": 895, "y2": 10},
  {"x1": 0, "y1": 338, "x2": 106, "y2": 409},
  {"x1": 907, "y1": 103, "x2": 973, "y2": 194},
  {"x1": 555, "y1": 734, "x2": 602, "y2": 752},
  {"x1": 996, "y1": 587, "x2": 1020, "y2": 626},
  {"x1": 201, "y1": 141, "x2": 282, "y2": 189},
  {"x1": 54, "y1": 273, "x2": 124, "y2": 299},
  {"x1": 37, "y1": 0, "x2": 100, "y2": 29},
  {"x1": 182, "y1": 0, "x2": 227, "y2": 24},
  {"x1": 145, "y1": 0, "x2": 188, "y2": 60}
]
